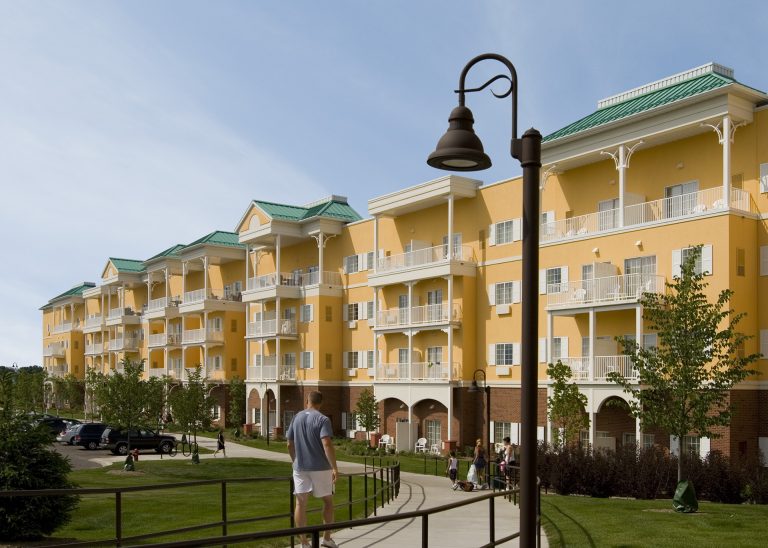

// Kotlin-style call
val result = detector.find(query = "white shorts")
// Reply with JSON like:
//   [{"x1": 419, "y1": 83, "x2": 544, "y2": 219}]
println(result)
[{"x1": 293, "y1": 469, "x2": 334, "y2": 498}]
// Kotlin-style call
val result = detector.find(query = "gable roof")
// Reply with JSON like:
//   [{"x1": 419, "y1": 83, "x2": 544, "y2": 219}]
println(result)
[
  {"x1": 108, "y1": 257, "x2": 146, "y2": 273},
  {"x1": 185, "y1": 230, "x2": 245, "y2": 249},
  {"x1": 146, "y1": 244, "x2": 185, "y2": 262},
  {"x1": 543, "y1": 63, "x2": 764, "y2": 143},
  {"x1": 254, "y1": 196, "x2": 363, "y2": 223},
  {"x1": 41, "y1": 282, "x2": 95, "y2": 309}
]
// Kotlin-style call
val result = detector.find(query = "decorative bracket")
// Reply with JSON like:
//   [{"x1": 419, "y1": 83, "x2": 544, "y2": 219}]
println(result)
[
  {"x1": 540, "y1": 164, "x2": 561, "y2": 190},
  {"x1": 701, "y1": 115, "x2": 746, "y2": 144},
  {"x1": 601, "y1": 141, "x2": 644, "y2": 170},
  {"x1": 311, "y1": 232, "x2": 337, "y2": 249}
]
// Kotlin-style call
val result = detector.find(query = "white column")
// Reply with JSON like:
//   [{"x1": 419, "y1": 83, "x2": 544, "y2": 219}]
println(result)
[
  {"x1": 407, "y1": 283, "x2": 413, "y2": 325},
  {"x1": 407, "y1": 331, "x2": 413, "y2": 379},
  {"x1": 722, "y1": 115, "x2": 731, "y2": 206},
  {"x1": 373, "y1": 216, "x2": 379, "y2": 273},
  {"x1": 165, "y1": 268, "x2": 169, "y2": 301},
  {"x1": 589, "y1": 411, "x2": 596, "y2": 448},
  {"x1": 203, "y1": 257, "x2": 209, "y2": 297},
  {"x1": 182, "y1": 262, "x2": 187, "y2": 299},
  {"x1": 618, "y1": 145, "x2": 626, "y2": 228},
  {"x1": 274, "y1": 387, "x2": 282, "y2": 428},
  {"x1": 447, "y1": 275, "x2": 454, "y2": 379},
  {"x1": 546, "y1": 312, "x2": 553, "y2": 366},
  {"x1": 447, "y1": 389, "x2": 453, "y2": 441},
  {"x1": 245, "y1": 245, "x2": 250, "y2": 286},
  {"x1": 635, "y1": 305, "x2": 643, "y2": 347},
  {"x1": 275, "y1": 235, "x2": 282, "y2": 281},
  {"x1": 318, "y1": 233, "x2": 324, "y2": 276},
  {"x1": 276, "y1": 297, "x2": 281, "y2": 375},
  {"x1": 589, "y1": 309, "x2": 596, "y2": 382},
  {"x1": 447, "y1": 195, "x2": 454, "y2": 256},
  {"x1": 635, "y1": 415, "x2": 642, "y2": 447},
  {"x1": 147, "y1": 274, "x2": 152, "y2": 308}
]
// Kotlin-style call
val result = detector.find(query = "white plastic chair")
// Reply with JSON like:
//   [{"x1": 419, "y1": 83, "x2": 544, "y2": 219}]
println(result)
[
  {"x1": 430, "y1": 440, "x2": 441, "y2": 454},
  {"x1": 378, "y1": 434, "x2": 393, "y2": 450},
  {"x1": 415, "y1": 437, "x2": 427, "y2": 452}
]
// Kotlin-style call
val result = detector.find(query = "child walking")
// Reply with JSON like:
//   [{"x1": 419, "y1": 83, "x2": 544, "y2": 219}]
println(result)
[{"x1": 446, "y1": 450, "x2": 458, "y2": 487}]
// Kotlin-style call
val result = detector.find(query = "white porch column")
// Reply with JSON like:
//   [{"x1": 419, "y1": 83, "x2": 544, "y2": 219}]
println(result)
[
  {"x1": 635, "y1": 305, "x2": 643, "y2": 346},
  {"x1": 589, "y1": 411, "x2": 596, "y2": 448},
  {"x1": 722, "y1": 115, "x2": 731, "y2": 205},
  {"x1": 373, "y1": 216, "x2": 379, "y2": 273},
  {"x1": 317, "y1": 233, "x2": 324, "y2": 276},
  {"x1": 618, "y1": 145, "x2": 626, "y2": 228},
  {"x1": 164, "y1": 268, "x2": 169, "y2": 301},
  {"x1": 447, "y1": 388, "x2": 453, "y2": 441},
  {"x1": 447, "y1": 275, "x2": 454, "y2": 380},
  {"x1": 407, "y1": 283, "x2": 413, "y2": 325},
  {"x1": 635, "y1": 415, "x2": 642, "y2": 447},
  {"x1": 589, "y1": 309, "x2": 596, "y2": 381},
  {"x1": 120, "y1": 284, "x2": 125, "y2": 309},
  {"x1": 546, "y1": 312, "x2": 553, "y2": 367},
  {"x1": 203, "y1": 257, "x2": 209, "y2": 297},
  {"x1": 407, "y1": 331, "x2": 413, "y2": 379},
  {"x1": 275, "y1": 235, "x2": 282, "y2": 281},
  {"x1": 274, "y1": 386, "x2": 282, "y2": 428},
  {"x1": 182, "y1": 262, "x2": 187, "y2": 299},
  {"x1": 146, "y1": 274, "x2": 152, "y2": 307},
  {"x1": 245, "y1": 245, "x2": 250, "y2": 286},
  {"x1": 447, "y1": 195, "x2": 454, "y2": 256},
  {"x1": 276, "y1": 297, "x2": 281, "y2": 371}
]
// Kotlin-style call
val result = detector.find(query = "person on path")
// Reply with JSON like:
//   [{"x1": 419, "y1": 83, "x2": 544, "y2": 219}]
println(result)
[
  {"x1": 446, "y1": 450, "x2": 459, "y2": 486},
  {"x1": 286, "y1": 391, "x2": 339, "y2": 548},
  {"x1": 473, "y1": 438, "x2": 487, "y2": 488},
  {"x1": 213, "y1": 429, "x2": 226, "y2": 457}
]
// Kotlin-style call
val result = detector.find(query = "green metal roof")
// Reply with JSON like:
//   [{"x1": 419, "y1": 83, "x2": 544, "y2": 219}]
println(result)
[
  {"x1": 185, "y1": 230, "x2": 245, "y2": 249},
  {"x1": 544, "y1": 70, "x2": 735, "y2": 143},
  {"x1": 109, "y1": 257, "x2": 146, "y2": 273},
  {"x1": 146, "y1": 244, "x2": 185, "y2": 262},
  {"x1": 255, "y1": 198, "x2": 362, "y2": 223},
  {"x1": 41, "y1": 282, "x2": 95, "y2": 308}
]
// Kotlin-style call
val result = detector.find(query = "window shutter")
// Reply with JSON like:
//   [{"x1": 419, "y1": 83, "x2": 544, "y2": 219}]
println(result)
[
  {"x1": 561, "y1": 337, "x2": 569, "y2": 359},
  {"x1": 513, "y1": 343, "x2": 521, "y2": 366},
  {"x1": 701, "y1": 244, "x2": 713, "y2": 275},
  {"x1": 342, "y1": 257, "x2": 349, "y2": 274},
  {"x1": 488, "y1": 284, "x2": 496, "y2": 306},
  {"x1": 512, "y1": 218, "x2": 522, "y2": 241},
  {"x1": 537, "y1": 426, "x2": 545, "y2": 442},
  {"x1": 343, "y1": 352, "x2": 349, "y2": 369},
  {"x1": 489, "y1": 421, "x2": 495, "y2": 443},
  {"x1": 539, "y1": 269, "x2": 547, "y2": 294},
  {"x1": 367, "y1": 301, "x2": 374, "y2": 320},
  {"x1": 343, "y1": 305, "x2": 349, "y2": 321},
  {"x1": 488, "y1": 224, "x2": 496, "y2": 246},
  {"x1": 670, "y1": 436, "x2": 680, "y2": 456},
  {"x1": 308, "y1": 304, "x2": 313, "y2": 322},
  {"x1": 672, "y1": 249, "x2": 682, "y2": 279},
  {"x1": 538, "y1": 338, "x2": 547, "y2": 363},
  {"x1": 360, "y1": 253, "x2": 368, "y2": 271},
  {"x1": 761, "y1": 330, "x2": 768, "y2": 359},
  {"x1": 560, "y1": 266, "x2": 569, "y2": 291},
  {"x1": 308, "y1": 351, "x2": 314, "y2": 369},
  {"x1": 512, "y1": 280, "x2": 521, "y2": 303},
  {"x1": 357, "y1": 351, "x2": 364, "y2": 369},
  {"x1": 699, "y1": 437, "x2": 710, "y2": 458},
  {"x1": 487, "y1": 344, "x2": 496, "y2": 366},
  {"x1": 760, "y1": 163, "x2": 768, "y2": 193},
  {"x1": 358, "y1": 302, "x2": 366, "y2": 320},
  {"x1": 341, "y1": 412, "x2": 347, "y2": 430}
]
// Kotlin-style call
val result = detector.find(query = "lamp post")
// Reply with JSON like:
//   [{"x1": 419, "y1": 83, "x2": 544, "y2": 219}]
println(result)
[
  {"x1": 427, "y1": 53, "x2": 541, "y2": 547},
  {"x1": 468, "y1": 369, "x2": 491, "y2": 487}
]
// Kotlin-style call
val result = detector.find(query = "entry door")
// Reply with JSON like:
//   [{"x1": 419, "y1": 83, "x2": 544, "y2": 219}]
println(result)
[
  {"x1": 398, "y1": 294, "x2": 409, "y2": 324},
  {"x1": 598, "y1": 198, "x2": 619, "y2": 230},
  {"x1": 427, "y1": 289, "x2": 443, "y2": 321},
  {"x1": 398, "y1": 348, "x2": 409, "y2": 378},
  {"x1": 665, "y1": 181, "x2": 698, "y2": 217}
]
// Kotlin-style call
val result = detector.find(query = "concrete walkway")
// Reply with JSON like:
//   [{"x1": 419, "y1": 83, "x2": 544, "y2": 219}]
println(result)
[{"x1": 88, "y1": 437, "x2": 547, "y2": 547}]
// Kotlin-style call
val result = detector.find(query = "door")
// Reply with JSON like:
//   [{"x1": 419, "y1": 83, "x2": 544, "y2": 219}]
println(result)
[
  {"x1": 624, "y1": 256, "x2": 656, "y2": 297},
  {"x1": 398, "y1": 348, "x2": 409, "y2": 378},
  {"x1": 398, "y1": 294, "x2": 408, "y2": 325},
  {"x1": 598, "y1": 198, "x2": 619, "y2": 230},
  {"x1": 665, "y1": 181, "x2": 698, "y2": 218},
  {"x1": 427, "y1": 289, "x2": 443, "y2": 321}
]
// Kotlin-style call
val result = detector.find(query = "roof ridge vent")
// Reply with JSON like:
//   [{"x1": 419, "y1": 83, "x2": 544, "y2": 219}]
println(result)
[
  {"x1": 597, "y1": 63, "x2": 734, "y2": 109},
  {"x1": 302, "y1": 195, "x2": 348, "y2": 208}
]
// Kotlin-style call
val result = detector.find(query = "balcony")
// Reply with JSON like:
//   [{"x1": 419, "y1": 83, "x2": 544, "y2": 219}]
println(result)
[
  {"x1": 375, "y1": 303, "x2": 462, "y2": 331},
  {"x1": 167, "y1": 366, "x2": 198, "y2": 381},
  {"x1": 85, "y1": 342, "x2": 104, "y2": 355},
  {"x1": 83, "y1": 315, "x2": 104, "y2": 332},
  {"x1": 147, "y1": 367, "x2": 166, "y2": 378},
  {"x1": 47, "y1": 364, "x2": 68, "y2": 378},
  {"x1": 43, "y1": 342, "x2": 66, "y2": 357},
  {"x1": 246, "y1": 360, "x2": 297, "y2": 382},
  {"x1": 374, "y1": 362, "x2": 459, "y2": 382},
  {"x1": 105, "y1": 308, "x2": 141, "y2": 326},
  {"x1": 179, "y1": 288, "x2": 245, "y2": 313},
  {"x1": 246, "y1": 317, "x2": 297, "y2": 338},
  {"x1": 368, "y1": 244, "x2": 476, "y2": 286},
  {"x1": 561, "y1": 355, "x2": 636, "y2": 382},
  {"x1": 148, "y1": 332, "x2": 183, "y2": 347},
  {"x1": 546, "y1": 273, "x2": 665, "y2": 311},
  {"x1": 541, "y1": 187, "x2": 755, "y2": 244},
  {"x1": 181, "y1": 328, "x2": 225, "y2": 345},
  {"x1": 108, "y1": 336, "x2": 140, "y2": 352},
  {"x1": 144, "y1": 296, "x2": 181, "y2": 319},
  {"x1": 243, "y1": 271, "x2": 341, "y2": 302},
  {"x1": 52, "y1": 321, "x2": 77, "y2": 334}
]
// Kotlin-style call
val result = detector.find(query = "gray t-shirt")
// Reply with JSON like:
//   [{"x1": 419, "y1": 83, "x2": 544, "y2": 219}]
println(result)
[{"x1": 285, "y1": 408, "x2": 334, "y2": 471}]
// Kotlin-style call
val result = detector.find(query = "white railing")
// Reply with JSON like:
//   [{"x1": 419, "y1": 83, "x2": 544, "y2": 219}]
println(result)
[
  {"x1": 547, "y1": 273, "x2": 665, "y2": 308},
  {"x1": 247, "y1": 362, "x2": 297, "y2": 381},
  {"x1": 109, "y1": 337, "x2": 140, "y2": 351},
  {"x1": 247, "y1": 318, "x2": 296, "y2": 337},
  {"x1": 374, "y1": 362, "x2": 458, "y2": 382},
  {"x1": 52, "y1": 322, "x2": 73, "y2": 334},
  {"x1": 181, "y1": 328, "x2": 224, "y2": 344},
  {"x1": 147, "y1": 297, "x2": 168, "y2": 312},
  {"x1": 182, "y1": 288, "x2": 242, "y2": 305},
  {"x1": 376, "y1": 244, "x2": 475, "y2": 273},
  {"x1": 85, "y1": 343, "x2": 104, "y2": 355},
  {"x1": 148, "y1": 333, "x2": 167, "y2": 347},
  {"x1": 147, "y1": 367, "x2": 166, "y2": 378},
  {"x1": 47, "y1": 364, "x2": 68, "y2": 377},
  {"x1": 376, "y1": 303, "x2": 461, "y2": 328},
  {"x1": 246, "y1": 272, "x2": 300, "y2": 291},
  {"x1": 301, "y1": 270, "x2": 343, "y2": 287},
  {"x1": 561, "y1": 355, "x2": 636, "y2": 381},
  {"x1": 43, "y1": 342, "x2": 66, "y2": 357},
  {"x1": 541, "y1": 187, "x2": 755, "y2": 243},
  {"x1": 85, "y1": 315, "x2": 103, "y2": 328}
]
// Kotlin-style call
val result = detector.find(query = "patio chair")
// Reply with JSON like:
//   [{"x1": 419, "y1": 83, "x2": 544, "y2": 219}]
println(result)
[
  {"x1": 415, "y1": 437, "x2": 427, "y2": 452},
  {"x1": 378, "y1": 434, "x2": 393, "y2": 451},
  {"x1": 430, "y1": 440, "x2": 442, "y2": 454}
]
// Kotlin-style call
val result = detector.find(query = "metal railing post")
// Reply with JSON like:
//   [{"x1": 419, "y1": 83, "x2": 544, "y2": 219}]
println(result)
[
  {"x1": 221, "y1": 481, "x2": 227, "y2": 543},
  {"x1": 364, "y1": 470, "x2": 369, "y2": 517},
  {"x1": 290, "y1": 478, "x2": 295, "y2": 548},
  {"x1": 380, "y1": 467, "x2": 385, "y2": 508},
  {"x1": 348, "y1": 475, "x2": 353, "y2": 521},
  {"x1": 421, "y1": 514, "x2": 428, "y2": 547},
  {"x1": 489, "y1": 493, "x2": 495, "y2": 545},
  {"x1": 115, "y1": 491, "x2": 122, "y2": 547},
  {"x1": 372, "y1": 469, "x2": 377, "y2": 516}
]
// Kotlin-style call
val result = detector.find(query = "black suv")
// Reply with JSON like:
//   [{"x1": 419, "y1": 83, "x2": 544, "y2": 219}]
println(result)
[
  {"x1": 72, "y1": 423, "x2": 108, "y2": 450},
  {"x1": 100, "y1": 427, "x2": 176, "y2": 455}
]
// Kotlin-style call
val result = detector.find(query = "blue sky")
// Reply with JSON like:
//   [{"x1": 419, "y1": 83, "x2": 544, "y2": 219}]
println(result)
[{"x1": 1, "y1": 0, "x2": 766, "y2": 367}]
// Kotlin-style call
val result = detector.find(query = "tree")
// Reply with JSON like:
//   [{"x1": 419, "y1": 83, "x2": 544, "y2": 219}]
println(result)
[
  {"x1": 168, "y1": 365, "x2": 215, "y2": 457},
  {"x1": 14, "y1": 366, "x2": 46, "y2": 414},
  {"x1": 84, "y1": 366, "x2": 103, "y2": 422},
  {"x1": 0, "y1": 369, "x2": 79, "y2": 541},
  {"x1": 547, "y1": 359, "x2": 589, "y2": 448},
  {"x1": 62, "y1": 373, "x2": 84, "y2": 411},
  {"x1": 609, "y1": 245, "x2": 759, "y2": 482},
  {"x1": 228, "y1": 376, "x2": 246, "y2": 433},
  {"x1": 354, "y1": 387, "x2": 380, "y2": 440},
  {"x1": 93, "y1": 358, "x2": 155, "y2": 451}
]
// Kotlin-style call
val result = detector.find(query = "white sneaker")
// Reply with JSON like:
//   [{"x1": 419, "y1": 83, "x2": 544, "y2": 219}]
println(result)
[{"x1": 321, "y1": 539, "x2": 339, "y2": 548}]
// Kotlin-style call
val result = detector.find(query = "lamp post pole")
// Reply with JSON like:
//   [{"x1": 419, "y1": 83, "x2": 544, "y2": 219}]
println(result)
[
  {"x1": 470, "y1": 369, "x2": 492, "y2": 486},
  {"x1": 427, "y1": 53, "x2": 541, "y2": 547}
]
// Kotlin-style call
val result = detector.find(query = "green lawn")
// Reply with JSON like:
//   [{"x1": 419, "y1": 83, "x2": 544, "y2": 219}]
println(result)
[
  {"x1": 541, "y1": 494, "x2": 768, "y2": 547},
  {"x1": 47, "y1": 458, "x2": 380, "y2": 547}
]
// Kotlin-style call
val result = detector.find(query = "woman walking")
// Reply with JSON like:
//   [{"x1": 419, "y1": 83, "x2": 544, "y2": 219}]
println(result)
[
  {"x1": 214, "y1": 429, "x2": 226, "y2": 457},
  {"x1": 473, "y1": 438, "x2": 487, "y2": 488}
]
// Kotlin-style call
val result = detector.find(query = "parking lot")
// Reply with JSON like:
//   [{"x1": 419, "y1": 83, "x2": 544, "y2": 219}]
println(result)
[{"x1": 51, "y1": 441, "x2": 106, "y2": 470}]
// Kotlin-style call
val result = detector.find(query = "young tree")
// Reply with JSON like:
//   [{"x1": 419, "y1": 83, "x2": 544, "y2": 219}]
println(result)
[
  {"x1": 84, "y1": 366, "x2": 104, "y2": 422},
  {"x1": 168, "y1": 365, "x2": 215, "y2": 456},
  {"x1": 354, "y1": 387, "x2": 380, "y2": 440},
  {"x1": 228, "y1": 376, "x2": 246, "y2": 433},
  {"x1": 547, "y1": 359, "x2": 589, "y2": 448},
  {"x1": 62, "y1": 373, "x2": 84, "y2": 412},
  {"x1": 15, "y1": 366, "x2": 46, "y2": 413},
  {"x1": 609, "y1": 245, "x2": 759, "y2": 482}
]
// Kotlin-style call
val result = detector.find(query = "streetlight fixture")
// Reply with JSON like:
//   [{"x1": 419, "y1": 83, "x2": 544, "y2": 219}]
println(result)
[
  {"x1": 468, "y1": 369, "x2": 491, "y2": 488},
  {"x1": 427, "y1": 53, "x2": 541, "y2": 547}
]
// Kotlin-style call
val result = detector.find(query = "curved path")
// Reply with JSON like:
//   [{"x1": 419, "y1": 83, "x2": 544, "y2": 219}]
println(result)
[{"x1": 88, "y1": 437, "x2": 547, "y2": 547}]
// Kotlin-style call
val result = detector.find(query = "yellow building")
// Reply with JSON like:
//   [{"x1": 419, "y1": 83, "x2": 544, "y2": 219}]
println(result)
[{"x1": 42, "y1": 63, "x2": 768, "y2": 459}]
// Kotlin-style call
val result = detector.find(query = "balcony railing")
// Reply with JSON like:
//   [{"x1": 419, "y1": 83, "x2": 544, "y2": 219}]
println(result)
[
  {"x1": 374, "y1": 362, "x2": 458, "y2": 382},
  {"x1": 43, "y1": 342, "x2": 66, "y2": 357},
  {"x1": 47, "y1": 364, "x2": 68, "y2": 377},
  {"x1": 247, "y1": 362, "x2": 297, "y2": 381},
  {"x1": 85, "y1": 343, "x2": 104, "y2": 355},
  {"x1": 301, "y1": 270, "x2": 342, "y2": 287},
  {"x1": 147, "y1": 333, "x2": 182, "y2": 347},
  {"x1": 246, "y1": 318, "x2": 297, "y2": 337},
  {"x1": 85, "y1": 315, "x2": 103, "y2": 329},
  {"x1": 108, "y1": 337, "x2": 140, "y2": 351},
  {"x1": 376, "y1": 244, "x2": 475, "y2": 274},
  {"x1": 181, "y1": 329, "x2": 224, "y2": 344},
  {"x1": 541, "y1": 187, "x2": 755, "y2": 243},
  {"x1": 147, "y1": 368, "x2": 166, "y2": 378},
  {"x1": 376, "y1": 303, "x2": 461, "y2": 329},
  {"x1": 561, "y1": 355, "x2": 636, "y2": 381},
  {"x1": 146, "y1": 296, "x2": 180, "y2": 312},
  {"x1": 182, "y1": 288, "x2": 242, "y2": 305},
  {"x1": 107, "y1": 308, "x2": 138, "y2": 320},
  {"x1": 546, "y1": 273, "x2": 665, "y2": 308},
  {"x1": 52, "y1": 321, "x2": 76, "y2": 334},
  {"x1": 246, "y1": 270, "x2": 342, "y2": 292}
]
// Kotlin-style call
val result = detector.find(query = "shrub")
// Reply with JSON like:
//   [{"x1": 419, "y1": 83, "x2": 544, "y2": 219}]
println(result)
[
  {"x1": 587, "y1": 449, "x2": 618, "y2": 498},
  {"x1": 633, "y1": 445, "x2": 673, "y2": 499},
  {"x1": 701, "y1": 451, "x2": 745, "y2": 504}
]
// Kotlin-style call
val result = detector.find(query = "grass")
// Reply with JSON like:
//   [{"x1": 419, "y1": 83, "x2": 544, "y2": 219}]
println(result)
[
  {"x1": 44, "y1": 458, "x2": 379, "y2": 547},
  {"x1": 541, "y1": 493, "x2": 768, "y2": 547}
]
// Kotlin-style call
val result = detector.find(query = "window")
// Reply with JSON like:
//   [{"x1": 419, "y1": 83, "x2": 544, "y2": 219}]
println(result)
[
  {"x1": 426, "y1": 347, "x2": 442, "y2": 365},
  {"x1": 598, "y1": 198, "x2": 620, "y2": 230},
  {"x1": 551, "y1": 337, "x2": 568, "y2": 360},
  {"x1": 300, "y1": 351, "x2": 313, "y2": 369},
  {"x1": 760, "y1": 163, "x2": 768, "y2": 193},
  {"x1": 300, "y1": 304, "x2": 313, "y2": 322},
  {"x1": 673, "y1": 245, "x2": 712, "y2": 277},
  {"x1": 344, "y1": 255, "x2": 360, "y2": 274},
  {"x1": 284, "y1": 353, "x2": 296, "y2": 367},
  {"x1": 367, "y1": 350, "x2": 375, "y2": 369},
  {"x1": 682, "y1": 435, "x2": 700, "y2": 456},
  {"x1": 494, "y1": 421, "x2": 512, "y2": 444},
  {"x1": 425, "y1": 419, "x2": 441, "y2": 448},
  {"x1": 622, "y1": 433, "x2": 636, "y2": 446},
  {"x1": 545, "y1": 267, "x2": 564, "y2": 293},
  {"x1": 495, "y1": 282, "x2": 513, "y2": 305},
  {"x1": 283, "y1": 307, "x2": 296, "y2": 321},
  {"x1": 284, "y1": 410, "x2": 296, "y2": 428},
  {"x1": 366, "y1": 300, "x2": 374, "y2": 320},
  {"x1": 442, "y1": 233, "x2": 462, "y2": 258},
  {"x1": 347, "y1": 303, "x2": 359, "y2": 321},
  {"x1": 325, "y1": 306, "x2": 333, "y2": 321},
  {"x1": 496, "y1": 343, "x2": 515, "y2": 366},
  {"x1": 210, "y1": 317, "x2": 223, "y2": 331},
  {"x1": 325, "y1": 353, "x2": 332, "y2": 369},
  {"x1": 580, "y1": 430, "x2": 589, "y2": 447},
  {"x1": 366, "y1": 251, "x2": 375, "y2": 271},
  {"x1": 737, "y1": 248, "x2": 745, "y2": 277},
  {"x1": 665, "y1": 181, "x2": 699, "y2": 217},
  {"x1": 642, "y1": 433, "x2": 655, "y2": 449},
  {"x1": 231, "y1": 319, "x2": 237, "y2": 332},
  {"x1": 211, "y1": 405, "x2": 220, "y2": 420},
  {"x1": 345, "y1": 351, "x2": 360, "y2": 369}
]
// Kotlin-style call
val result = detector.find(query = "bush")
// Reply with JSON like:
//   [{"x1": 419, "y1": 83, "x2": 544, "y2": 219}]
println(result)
[
  {"x1": 0, "y1": 413, "x2": 79, "y2": 541},
  {"x1": 633, "y1": 445, "x2": 673, "y2": 499},
  {"x1": 700, "y1": 451, "x2": 745, "y2": 504}
]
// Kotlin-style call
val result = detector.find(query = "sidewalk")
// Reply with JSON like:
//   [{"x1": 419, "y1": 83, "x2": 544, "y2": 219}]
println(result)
[{"x1": 88, "y1": 438, "x2": 547, "y2": 547}]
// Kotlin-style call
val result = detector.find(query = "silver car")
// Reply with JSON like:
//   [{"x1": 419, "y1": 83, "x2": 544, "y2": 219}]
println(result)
[{"x1": 56, "y1": 423, "x2": 82, "y2": 445}]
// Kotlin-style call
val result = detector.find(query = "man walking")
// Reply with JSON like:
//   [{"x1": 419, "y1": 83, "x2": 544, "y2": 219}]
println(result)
[{"x1": 286, "y1": 391, "x2": 339, "y2": 548}]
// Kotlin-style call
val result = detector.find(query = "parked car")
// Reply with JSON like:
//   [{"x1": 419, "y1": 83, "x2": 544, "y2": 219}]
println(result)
[
  {"x1": 56, "y1": 423, "x2": 82, "y2": 444},
  {"x1": 101, "y1": 427, "x2": 176, "y2": 455},
  {"x1": 37, "y1": 417, "x2": 69, "y2": 438},
  {"x1": 72, "y1": 422, "x2": 108, "y2": 450}
]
